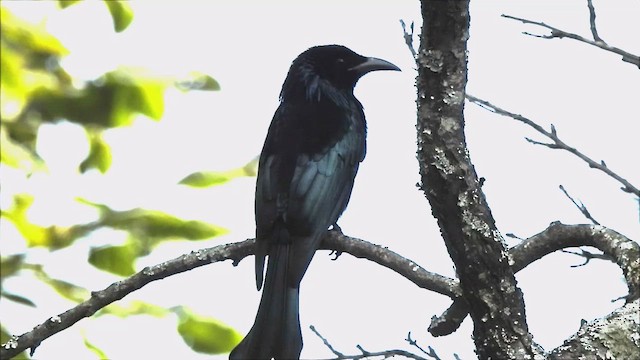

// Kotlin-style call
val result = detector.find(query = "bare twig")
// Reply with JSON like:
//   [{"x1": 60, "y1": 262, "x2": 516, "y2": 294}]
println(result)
[
  {"x1": 310, "y1": 325, "x2": 344, "y2": 357},
  {"x1": 586, "y1": 0, "x2": 604, "y2": 43},
  {"x1": 501, "y1": 14, "x2": 640, "y2": 67},
  {"x1": 405, "y1": 332, "x2": 442, "y2": 360},
  {"x1": 317, "y1": 349, "x2": 429, "y2": 360},
  {"x1": 466, "y1": 94, "x2": 640, "y2": 198},
  {"x1": 561, "y1": 248, "x2": 612, "y2": 267},
  {"x1": 559, "y1": 185, "x2": 601, "y2": 225},
  {"x1": 312, "y1": 326, "x2": 428, "y2": 360},
  {"x1": 400, "y1": 19, "x2": 418, "y2": 61}
]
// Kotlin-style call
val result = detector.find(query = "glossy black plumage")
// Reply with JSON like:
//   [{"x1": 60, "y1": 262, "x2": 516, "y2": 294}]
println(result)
[{"x1": 230, "y1": 45, "x2": 399, "y2": 360}]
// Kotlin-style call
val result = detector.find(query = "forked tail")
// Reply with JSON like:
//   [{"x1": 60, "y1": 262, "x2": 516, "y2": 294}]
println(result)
[{"x1": 229, "y1": 244, "x2": 302, "y2": 360}]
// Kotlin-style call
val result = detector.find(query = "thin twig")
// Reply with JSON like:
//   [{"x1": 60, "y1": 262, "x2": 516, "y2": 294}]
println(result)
[
  {"x1": 561, "y1": 248, "x2": 612, "y2": 267},
  {"x1": 586, "y1": 0, "x2": 604, "y2": 43},
  {"x1": 310, "y1": 325, "x2": 344, "y2": 358},
  {"x1": 466, "y1": 94, "x2": 640, "y2": 198},
  {"x1": 311, "y1": 327, "x2": 428, "y2": 360},
  {"x1": 405, "y1": 332, "x2": 442, "y2": 360},
  {"x1": 559, "y1": 185, "x2": 601, "y2": 225},
  {"x1": 400, "y1": 19, "x2": 418, "y2": 62},
  {"x1": 316, "y1": 349, "x2": 429, "y2": 360},
  {"x1": 502, "y1": 14, "x2": 640, "y2": 67}
]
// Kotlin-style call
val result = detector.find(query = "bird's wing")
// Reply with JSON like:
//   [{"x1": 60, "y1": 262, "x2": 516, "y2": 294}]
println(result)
[
  {"x1": 255, "y1": 102, "x2": 365, "y2": 288},
  {"x1": 285, "y1": 125, "x2": 363, "y2": 286}
]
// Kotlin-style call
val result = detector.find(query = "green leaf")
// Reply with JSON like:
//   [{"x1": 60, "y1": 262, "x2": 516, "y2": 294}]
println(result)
[
  {"x1": 29, "y1": 69, "x2": 168, "y2": 127},
  {"x1": 0, "y1": 7, "x2": 69, "y2": 57},
  {"x1": 125, "y1": 79, "x2": 165, "y2": 121},
  {"x1": 89, "y1": 244, "x2": 137, "y2": 276},
  {"x1": 179, "y1": 171, "x2": 235, "y2": 188},
  {"x1": 0, "y1": 125, "x2": 40, "y2": 171},
  {"x1": 176, "y1": 307, "x2": 242, "y2": 354},
  {"x1": 0, "y1": 42, "x2": 27, "y2": 119},
  {"x1": 83, "y1": 335, "x2": 108, "y2": 359},
  {"x1": 58, "y1": 0, "x2": 82, "y2": 9},
  {"x1": 105, "y1": 70, "x2": 166, "y2": 124},
  {"x1": 104, "y1": 1, "x2": 134, "y2": 33},
  {"x1": 180, "y1": 158, "x2": 258, "y2": 188},
  {"x1": 2, "y1": 194, "x2": 50, "y2": 247},
  {"x1": 79, "y1": 130, "x2": 112, "y2": 173},
  {"x1": 1, "y1": 255, "x2": 25, "y2": 280},
  {"x1": 102, "y1": 208, "x2": 228, "y2": 241},
  {"x1": 34, "y1": 271, "x2": 90, "y2": 303},
  {"x1": 98, "y1": 300, "x2": 169, "y2": 318},
  {"x1": 77, "y1": 200, "x2": 228, "y2": 252},
  {"x1": 2, "y1": 195, "x2": 90, "y2": 249},
  {"x1": 0, "y1": 9, "x2": 67, "y2": 120},
  {"x1": 175, "y1": 72, "x2": 221, "y2": 91},
  {"x1": 1, "y1": 291, "x2": 36, "y2": 307}
]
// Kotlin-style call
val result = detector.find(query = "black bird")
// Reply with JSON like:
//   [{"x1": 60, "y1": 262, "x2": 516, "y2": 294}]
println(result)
[{"x1": 230, "y1": 45, "x2": 399, "y2": 360}]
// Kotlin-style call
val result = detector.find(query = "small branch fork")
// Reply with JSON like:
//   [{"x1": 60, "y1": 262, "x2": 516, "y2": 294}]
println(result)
[
  {"x1": 401, "y1": 16, "x2": 639, "y2": 200},
  {"x1": 559, "y1": 185, "x2": 600, "y2": 225},
  {"x1": 501, "y1": 9, "x2": 640, "y2": 68},
  {"x1": 400, "y1": 20, "x2": 417, "y2": 60},
  {"x1": 429, "y1": 222, "x2": 639, "y2": 336},
  {"x1": 465, "y1": 94, "x2": 640, "y2": 198},
  {"x1": 586, "y1": 0, "x2": 603, "y2": 43},
  {"x1": 310, "y1": 326, "x2": 436, "y2": 360},
  {"x1": 561, "y1": 248, "x2": 612, "y2": 268}
]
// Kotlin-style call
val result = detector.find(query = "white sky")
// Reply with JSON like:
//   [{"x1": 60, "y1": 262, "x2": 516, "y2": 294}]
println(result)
[{"x1": 2, "y1": 1, "x2": 639, "y2": 359}]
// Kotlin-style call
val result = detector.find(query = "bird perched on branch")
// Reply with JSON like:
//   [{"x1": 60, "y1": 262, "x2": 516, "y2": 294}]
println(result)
[{"x1": 230, "y1": 45, "x2": 399, "y2": 360}]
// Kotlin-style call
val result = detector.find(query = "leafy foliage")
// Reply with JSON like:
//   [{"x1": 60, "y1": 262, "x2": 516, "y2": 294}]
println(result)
[
  {"x1": 175, "y1": 307, "x2": 243, "y2": 354},
  {"x1": 180, "y1": 157, "x2": 258, "y2": 188},
  {"x1": 0, "y1": 2, "x2": 246, "y2": 357}
]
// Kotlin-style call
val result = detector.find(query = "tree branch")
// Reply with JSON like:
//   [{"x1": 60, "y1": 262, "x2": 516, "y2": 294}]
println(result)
[
  {"x1": 3, "y1": 221, "x2": 637, "y2": 359},
  {"x1": 0, "y1": 231, "x2": 458, "y2": 359},
  {"x1": 501, "y1": 14, "x2": 640, "y2": 68},
  {"x1": 429, "y1": 222, "x2": 640, "y2": 336},
  {"x1": 466, "y1": 94, "x2": 640, "y2": 198},
  {"x1": 548, "y1": 298, "x2": 640, "y2": 359}
]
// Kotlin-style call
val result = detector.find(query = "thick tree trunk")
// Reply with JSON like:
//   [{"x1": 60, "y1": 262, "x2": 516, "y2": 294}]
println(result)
[
  {"x1": 416, "y1": 1, "x2": 540, "y2": 358},
  {"x1": 416, "y1": 1, "x2": 639, "y2": 359}
]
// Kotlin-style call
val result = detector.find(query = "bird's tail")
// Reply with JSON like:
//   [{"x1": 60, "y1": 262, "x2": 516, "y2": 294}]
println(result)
[{"x1": 229, "y1": 243, "x2": 302, "y2": 360}]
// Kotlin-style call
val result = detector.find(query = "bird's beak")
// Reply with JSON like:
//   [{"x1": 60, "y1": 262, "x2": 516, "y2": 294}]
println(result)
[{"x1": 349, "y1": 57, "x2": 401, "y2": 74}]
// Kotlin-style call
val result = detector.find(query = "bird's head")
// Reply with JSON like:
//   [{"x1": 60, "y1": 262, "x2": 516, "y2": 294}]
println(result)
[{"x1": 280, "y1": 45, "x2": 400, "y2": 103}]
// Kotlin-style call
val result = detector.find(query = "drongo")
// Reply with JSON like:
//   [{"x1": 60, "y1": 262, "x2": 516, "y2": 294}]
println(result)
[{"x1": 230, "y1": 45, "x2": 399, "y2": 360}]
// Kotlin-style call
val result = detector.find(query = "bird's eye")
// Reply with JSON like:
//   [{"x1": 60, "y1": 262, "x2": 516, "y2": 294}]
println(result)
[{"x1": 336, "y1": 58, "x2": 345, "y2": 64}]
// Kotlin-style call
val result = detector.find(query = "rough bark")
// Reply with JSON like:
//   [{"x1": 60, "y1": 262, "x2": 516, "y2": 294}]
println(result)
[
  {"x1": 416, "y1": 1, "x2": 541, "y2": 358},
  {"x1": 430, "y1": 223, "x2": 640, "y2": 336},
  {"x1": 549, "y1": 299, "x2": 640, "y2": 359}
]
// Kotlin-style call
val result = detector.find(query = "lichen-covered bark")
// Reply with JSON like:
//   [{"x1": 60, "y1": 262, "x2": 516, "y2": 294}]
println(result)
[
  {"x1": 429, "y1": 222, "x2": 640, "y2": 338},
  {"x1": 416, "y1": 1, "x2": 540, "y2": 358},
  {"x1": 548, "y1": 299, "x2": 640, "y2": 359}
]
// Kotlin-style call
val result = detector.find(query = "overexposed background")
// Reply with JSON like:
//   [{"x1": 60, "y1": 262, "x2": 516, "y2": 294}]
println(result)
[{"x1": 2, "y1": 1, "x2": 639, "y2": 359}]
